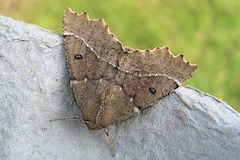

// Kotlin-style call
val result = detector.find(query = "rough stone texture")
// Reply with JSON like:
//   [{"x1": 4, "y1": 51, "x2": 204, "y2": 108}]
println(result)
[{"x1": 0, "y1": 15, "x2": 240, "y2": 160}]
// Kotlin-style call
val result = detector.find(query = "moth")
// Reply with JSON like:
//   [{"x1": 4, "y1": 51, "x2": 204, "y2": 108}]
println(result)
[{"x1": 52, "y1": 8, "x2": 197, "y2": 156}]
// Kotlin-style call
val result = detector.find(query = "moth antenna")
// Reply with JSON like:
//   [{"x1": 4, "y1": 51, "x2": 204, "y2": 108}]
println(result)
[
  {"x1": 49, "y1": 116, "x2": 81, "y2": 122},
  {"x1": 104, "y1": 128, "x2": 116, "y2": 157}
]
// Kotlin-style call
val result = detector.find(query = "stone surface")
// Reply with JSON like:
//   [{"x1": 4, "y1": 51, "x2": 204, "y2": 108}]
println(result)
[{"x1": 0, "y1": 15, "x2": 240, "y2": 160}]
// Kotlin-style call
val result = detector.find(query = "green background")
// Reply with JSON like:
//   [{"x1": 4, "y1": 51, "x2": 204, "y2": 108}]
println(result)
[{"x1": 1, "y1": 0, "x2": 239, "y2": 112}]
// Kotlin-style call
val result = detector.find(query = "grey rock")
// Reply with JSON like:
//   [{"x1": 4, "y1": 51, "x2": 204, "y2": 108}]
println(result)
[{"x1": 0, "y1": 15, "x2": 240, "y2": 160}]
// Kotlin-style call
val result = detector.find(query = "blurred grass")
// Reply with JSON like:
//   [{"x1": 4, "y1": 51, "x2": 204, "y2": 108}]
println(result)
[{"x1": 0, "y1": 0, "x2": 239, "y2": 112}]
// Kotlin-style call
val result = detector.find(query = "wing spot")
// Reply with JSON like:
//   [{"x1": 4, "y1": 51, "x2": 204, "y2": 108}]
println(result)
[
  {"x1": 149, "y1": 87, "x2": 156, "y2": 94},
  {"x1": 75, "y1": 54, "x2": 82, "y2": 60}
]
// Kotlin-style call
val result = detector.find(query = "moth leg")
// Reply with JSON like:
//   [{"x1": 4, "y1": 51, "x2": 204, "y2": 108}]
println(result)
[
  {"x1": 104, "y1": 128, "x2": 116, "y2": 157},
  {"x1": 49, "y1": 116, "x2": 81, "y2": 122}
]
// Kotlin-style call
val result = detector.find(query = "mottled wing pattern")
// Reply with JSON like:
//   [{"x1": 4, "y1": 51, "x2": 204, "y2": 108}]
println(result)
[{"x1": 63, "y1": 8, "x2": 197, "y2": 130}]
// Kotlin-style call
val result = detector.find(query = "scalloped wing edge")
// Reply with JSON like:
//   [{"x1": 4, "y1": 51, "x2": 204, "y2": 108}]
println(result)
[
  {"x1": 63, "y1": 8, "x2": 124, "y2": 50},
  {"x1": 63, "y1": 8, "x2": 197, "y2": 85}
]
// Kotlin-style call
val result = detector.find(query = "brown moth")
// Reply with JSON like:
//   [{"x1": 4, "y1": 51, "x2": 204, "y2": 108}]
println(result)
[{"x1": 57, "y1": 8, "x2": 197, "y2": 155}]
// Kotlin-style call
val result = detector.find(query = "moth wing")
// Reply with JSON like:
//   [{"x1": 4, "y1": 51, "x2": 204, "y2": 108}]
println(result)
[
  {"x1": 118, "y1": 47, "x2": 197, "y2": 85},
  {"x1": 63, "y1": 8, "x2": 124, "y2": 67}
]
